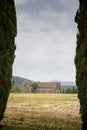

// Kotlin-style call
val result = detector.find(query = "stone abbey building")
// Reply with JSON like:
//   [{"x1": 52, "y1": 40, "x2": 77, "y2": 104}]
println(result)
[{"x1": 23, "y1": 80, "x2": 61, "y2": 93}]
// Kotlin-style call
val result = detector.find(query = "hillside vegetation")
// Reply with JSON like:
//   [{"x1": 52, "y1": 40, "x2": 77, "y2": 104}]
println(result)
[{"x1": 12, "y1": 76, "x2": 77, "y2": 94}]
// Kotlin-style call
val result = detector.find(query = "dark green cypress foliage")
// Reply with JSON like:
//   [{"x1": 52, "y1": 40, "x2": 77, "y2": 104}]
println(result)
[
  {"x1": 0, "y1": 0, "x2": 17, "y2": 120},
  {"x1": 75, "y1": 0, "x2": 87, "y2": 126}
]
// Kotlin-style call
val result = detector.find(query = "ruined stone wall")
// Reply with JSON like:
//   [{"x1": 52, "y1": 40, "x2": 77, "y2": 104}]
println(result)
[
  {"x1": 37, "y1": 82, "x2": 61, "y2": 93},
  {"x1": 22, "y1": 80, "x2": 32, "y2": 93},
  {"x1": 22, "y1": 80, "x2": 61, "y2": 93}
]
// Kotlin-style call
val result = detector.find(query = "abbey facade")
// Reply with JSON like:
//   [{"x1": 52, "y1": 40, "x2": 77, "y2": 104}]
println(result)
[{"x1": 22, "y1": 80, "x2": 61, "y2": 93}]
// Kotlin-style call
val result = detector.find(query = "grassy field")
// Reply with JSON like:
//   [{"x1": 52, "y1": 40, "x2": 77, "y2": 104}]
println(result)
[{"x1": 1, "y1": 94, "x2": 82, "y2": 130}]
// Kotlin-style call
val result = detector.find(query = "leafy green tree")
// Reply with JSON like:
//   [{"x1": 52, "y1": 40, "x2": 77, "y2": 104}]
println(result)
[
  {"x1": 11, "y1": 84, "x2": 21, "y2": 93},
  {"x1": 0, "y1": 0, "x2": 17, "y2": 120},
  {"x1": 32, "y1": 82, "x2": 38, "y2": 93},
  {"x1": 75, "y1": 0, "x2": 87, "y2": 128},
  {"x1": 65, "y1": 88, "x2": 72, "y2": 94}
]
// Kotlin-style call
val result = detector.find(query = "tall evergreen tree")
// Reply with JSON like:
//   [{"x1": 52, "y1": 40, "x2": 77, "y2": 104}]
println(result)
[
  {"x1": 75, "y1": 0, "x2": 87, "y2": 128},
  {"x1": 0, "y1": 0, "x2": 17, "y2": 120}
]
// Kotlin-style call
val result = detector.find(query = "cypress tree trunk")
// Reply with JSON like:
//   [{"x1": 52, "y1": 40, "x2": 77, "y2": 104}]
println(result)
[
  {"x1": 75, "y1": 0, "x2": 87, "y2": 128},
  {"x1": 0, "y1": 0, "x2": 17, "y2": 120}
]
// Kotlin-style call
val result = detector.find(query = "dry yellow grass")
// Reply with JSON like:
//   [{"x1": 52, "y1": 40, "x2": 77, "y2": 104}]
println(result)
[{"x1": 1, "y1": 94, "x2": 82, "y2": 129}]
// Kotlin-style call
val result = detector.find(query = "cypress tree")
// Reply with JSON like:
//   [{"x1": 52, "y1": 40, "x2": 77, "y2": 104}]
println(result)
[
  {"x1": 0, "y1": 0, "x2": 17, "y2": 120},
  {"x1": 75, "y1": 0, "x2": 87, "y2": 128}
]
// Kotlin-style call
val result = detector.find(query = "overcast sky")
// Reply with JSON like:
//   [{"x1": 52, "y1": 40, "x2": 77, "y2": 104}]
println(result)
[{"x1": 13, "y1": 0, "x2": 79, "y2": 82}]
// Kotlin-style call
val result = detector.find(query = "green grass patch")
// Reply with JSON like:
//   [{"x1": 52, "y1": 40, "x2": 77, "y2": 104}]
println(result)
[{"x1": 8, "y1": 94, "x2": 78, "y2": 107}]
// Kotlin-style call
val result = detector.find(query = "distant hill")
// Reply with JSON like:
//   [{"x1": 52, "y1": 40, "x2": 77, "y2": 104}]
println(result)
[
  {"x1": 52, "y1": 80, "x2": 76, "y2": 88},
  {"x1": 60, "y1": 81, "x2": 76, "y2": 88},
  {"x1": 12, "y1": 76, "x2": 32, "y2": 85},
  {"x1": 61, "y1": 81, "x2": 76, "y2": 86},
  {"x1": 12, "y1": 76, "x2": 76, "y2": 88}
]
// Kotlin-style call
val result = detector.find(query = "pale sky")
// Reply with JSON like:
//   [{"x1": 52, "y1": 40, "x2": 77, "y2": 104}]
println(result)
[{"x1": 13, "y1": 0, "x2": 79, "y2": 82}]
